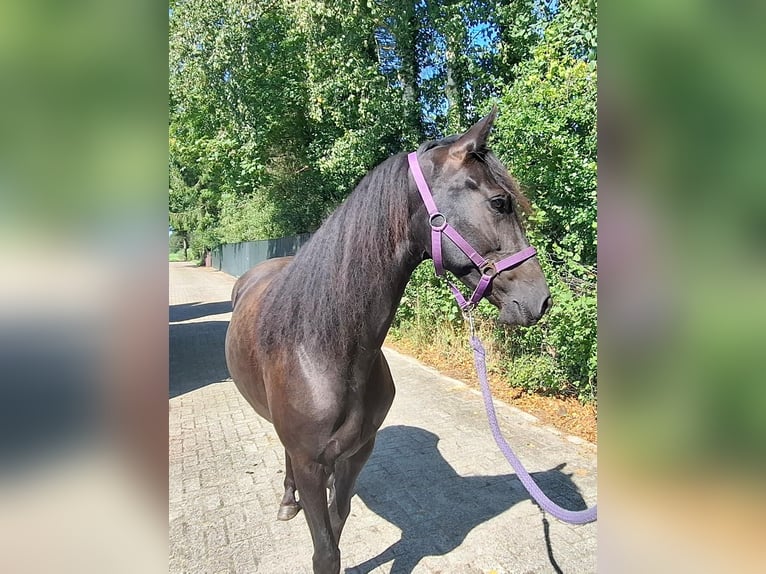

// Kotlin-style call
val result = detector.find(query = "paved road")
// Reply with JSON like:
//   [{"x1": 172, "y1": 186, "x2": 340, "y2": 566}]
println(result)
[{"x1": 169, "y1": 262, "x2": 597, "y2": 573}]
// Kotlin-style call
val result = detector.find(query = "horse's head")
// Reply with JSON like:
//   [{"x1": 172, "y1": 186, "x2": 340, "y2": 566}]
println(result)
[{"x1": 413, "y1": 107, "x2": 551, "y2": 326}]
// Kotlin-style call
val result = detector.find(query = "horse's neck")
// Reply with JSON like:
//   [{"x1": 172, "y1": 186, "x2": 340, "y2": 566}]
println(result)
[
  {"x1": 314, "y1": 196, "x2": 421, "y2": 355},
  {"x1": 355, "y1": 240, "x2": 419, "y2": 352}
]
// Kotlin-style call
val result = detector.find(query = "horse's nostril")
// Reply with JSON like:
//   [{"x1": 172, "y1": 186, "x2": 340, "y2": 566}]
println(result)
[{"x1": 541, "y1": 295, "x2": 552, "y2": 316}]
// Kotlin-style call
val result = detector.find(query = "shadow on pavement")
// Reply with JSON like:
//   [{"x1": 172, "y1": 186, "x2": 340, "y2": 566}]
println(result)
[
  {"x1": 349, "y1": 425, "x2": 586, "y2": 574},
  {"x1": 169, "y1": 320, "x2": 231, "y2": 398},
  {"x1": 170, "y1": 301, "x2": 232, "y2": 323}
]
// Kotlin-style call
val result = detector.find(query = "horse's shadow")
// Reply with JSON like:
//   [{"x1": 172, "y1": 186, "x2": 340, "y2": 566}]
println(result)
[
  {"x1": 169, "y1": 300, "x2": 233, "y2": 398},
  {"x1": 348, "y1": 425, "x2": 587, "y2": 574},
  {"x1": 169, "y1": 320, "x2": 231, "y2": 398},
  {"x1": 170, "y1": 301, "x2": 232, "y2": 323}
]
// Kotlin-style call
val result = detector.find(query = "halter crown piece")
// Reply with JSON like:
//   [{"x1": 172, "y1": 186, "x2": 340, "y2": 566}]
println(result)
[{"x1": 407, "y1": 152, "x2": 537, "y2": 310}]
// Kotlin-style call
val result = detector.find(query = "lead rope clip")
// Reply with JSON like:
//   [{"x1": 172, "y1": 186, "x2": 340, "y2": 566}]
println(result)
[{"x1": 463, "y1": 307, "x2": 476, "y2": 339}]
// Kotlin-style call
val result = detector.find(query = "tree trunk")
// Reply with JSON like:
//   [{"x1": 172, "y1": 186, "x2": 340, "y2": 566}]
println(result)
[
  {"x1": 444, "y1": 7, "x2": 468, "y2": 134},
  {"x1": 445, "y1": 47, "x2": 466, "y2": 134},
  {"x1": 402, "y1": 1, "x2": 424, "y2": 142}
]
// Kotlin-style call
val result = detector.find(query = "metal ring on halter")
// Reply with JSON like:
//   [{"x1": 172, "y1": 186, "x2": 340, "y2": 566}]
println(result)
[
  {"x1": 429, "y1": 213, "x2": 447, "y2": 231},
  {"x1": 480, "y1": 262, "x2": 497, "y2": 278}
]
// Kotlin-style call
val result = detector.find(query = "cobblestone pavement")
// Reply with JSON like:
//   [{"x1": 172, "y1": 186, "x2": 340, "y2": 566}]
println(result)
[{"x1": 169, "y1": 262, "x2": 597, "y2": 574}]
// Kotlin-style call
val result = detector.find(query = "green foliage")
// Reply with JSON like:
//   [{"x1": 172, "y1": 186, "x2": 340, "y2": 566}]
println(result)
[
  {"x1": 396, "y1": 262, "x2": 464, "y2": 329},
  {"x1": 503, "y1": 354, "x2": 567, "y2": 396},
  {"x1": 508, "y1": 274, "x2": 597, "y2": 401},
  {"x1": 494, "y1": 48, "x2": 597, "y2": 272},
  {"x1": 168, "y1": 0, "x2": 557, "y2": 240},
  {"x1": 169, "y1": 0, "x2": 422, "y2": 244},
  {"x1": 169, "y1": 0, "x2": 320, "y2": 247},
  {"x1": 169, "y1": 232, "x2": 185, "y2": 253}
]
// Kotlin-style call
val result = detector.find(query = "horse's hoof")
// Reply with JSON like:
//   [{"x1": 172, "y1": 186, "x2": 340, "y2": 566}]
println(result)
[{"x1": 277, "y1": 503, "x2": 301, "y2": 521}]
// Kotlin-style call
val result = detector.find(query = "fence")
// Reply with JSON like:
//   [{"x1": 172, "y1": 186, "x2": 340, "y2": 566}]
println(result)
[{"x1": 210, "y1": 233, "x2": 313, "y2": 278}]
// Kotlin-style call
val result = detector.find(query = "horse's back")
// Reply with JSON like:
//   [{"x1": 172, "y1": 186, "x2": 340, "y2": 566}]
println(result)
[{"x1": 231, "y1": 256, "x2": 294, "y2": 310}]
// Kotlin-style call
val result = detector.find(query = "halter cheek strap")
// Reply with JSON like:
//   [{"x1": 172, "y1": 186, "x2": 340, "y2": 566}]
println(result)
[{"x1": 408, "y1": 152, "x2": 537, "y2": 310}]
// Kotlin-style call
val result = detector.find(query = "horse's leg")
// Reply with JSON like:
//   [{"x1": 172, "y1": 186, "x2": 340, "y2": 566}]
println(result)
[
  {"x1": 328, "y1": 436, "x2": 376, "y2": 544},
  {"x1": 277, "y1": 449, "x2": 301, "y2": 521},
  {"x1": 327, "y1": 352, "x2": 394, "y2": 542},
  {"x1": 326, "y1": 469, "x2": 336, "y2": 508},
  {"x1": 292, "y1": 458, "x2": 340, "y2": 574}
]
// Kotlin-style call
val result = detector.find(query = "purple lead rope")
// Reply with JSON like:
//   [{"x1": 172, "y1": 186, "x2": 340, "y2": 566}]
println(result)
[
  {"x1": 470, "y1": 330, "x2": 597, "y2": 524},
  {"x1": 408, "y1": 150, "x2": 597, "y2": 524}
]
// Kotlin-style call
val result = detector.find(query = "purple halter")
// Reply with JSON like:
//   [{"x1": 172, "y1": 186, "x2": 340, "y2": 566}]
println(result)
[{"x1": 408, "y1": 152, "x2": 537, "y2": 311}]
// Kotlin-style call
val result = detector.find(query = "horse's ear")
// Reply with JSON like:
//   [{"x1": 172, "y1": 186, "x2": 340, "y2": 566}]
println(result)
[{"x1": 450, "y1": 105, "x2": 498, "y2": 161}]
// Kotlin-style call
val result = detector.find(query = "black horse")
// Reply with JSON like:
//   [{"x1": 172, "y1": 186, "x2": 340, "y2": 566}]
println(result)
[{"x1": 225, "y1": 109, "x2": 551, "y2": 573}]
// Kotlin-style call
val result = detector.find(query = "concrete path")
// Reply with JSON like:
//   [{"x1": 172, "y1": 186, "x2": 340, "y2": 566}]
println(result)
[{"x1": 169, "y1": 262, "x2": 597, "y2": 573}]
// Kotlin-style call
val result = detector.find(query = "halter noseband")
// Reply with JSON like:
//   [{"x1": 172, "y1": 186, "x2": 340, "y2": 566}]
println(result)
[{"x1": 408, "y1": 152, "x2": 537, "y2": 311}]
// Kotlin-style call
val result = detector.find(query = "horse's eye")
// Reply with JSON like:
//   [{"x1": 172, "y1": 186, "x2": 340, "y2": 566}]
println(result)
[{"x1": 489, "y1": 196, "x2": 509, "y2": 213}]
